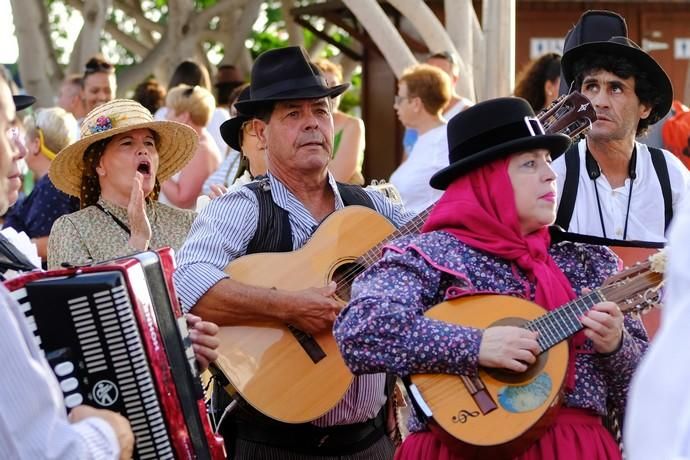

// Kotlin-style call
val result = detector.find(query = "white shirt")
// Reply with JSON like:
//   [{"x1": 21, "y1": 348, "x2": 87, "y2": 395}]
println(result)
[
  {"x1": 0, "y1": 284, "x2": 120, "y2": 459},
  {"x1": 443, "y1": 96, "x2": 473, "y2": 123},
  {"x1": 553, "y1": 140, "x2": 690, "y2": 242},
  {"x1": 389, "y1": 123, "x2": 448, "y2": 214},
  {"x1": 625, "y1": 197, "x2": 690, "y2": 460}
]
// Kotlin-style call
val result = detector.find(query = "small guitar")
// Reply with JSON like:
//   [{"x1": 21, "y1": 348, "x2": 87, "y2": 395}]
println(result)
[
  {"x1": 212, "y1": 91, "x2": 598, "y2": 424},
  {"x1": 407, "y1": 251, "x2": 665, "y2": 459}
]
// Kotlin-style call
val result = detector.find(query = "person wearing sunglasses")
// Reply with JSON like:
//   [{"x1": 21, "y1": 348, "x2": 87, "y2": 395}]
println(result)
[{"x1": 82, "y1": 55, "x2": 117, "y2": 115}]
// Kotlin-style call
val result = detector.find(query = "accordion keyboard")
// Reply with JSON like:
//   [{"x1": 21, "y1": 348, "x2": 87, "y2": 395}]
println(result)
[{"x1": 11, "y1": 271, "x2": 175, "y2": 460}]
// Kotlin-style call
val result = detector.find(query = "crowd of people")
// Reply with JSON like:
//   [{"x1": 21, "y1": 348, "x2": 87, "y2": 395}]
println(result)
[{"x1": 1, "y1": 7, "x2": 689, "y2": 460}]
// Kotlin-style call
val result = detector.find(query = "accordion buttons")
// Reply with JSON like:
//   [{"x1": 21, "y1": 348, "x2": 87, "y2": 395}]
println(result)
[
  {"x1": 54, "y1": 361, "x2": 75, "y2": 377},
  {"x1": 60, "y1": 377, "x2": 79, "y2": 392},
  {"x1": 65, "y1": 393, "x2": 84, "y2": 409}
]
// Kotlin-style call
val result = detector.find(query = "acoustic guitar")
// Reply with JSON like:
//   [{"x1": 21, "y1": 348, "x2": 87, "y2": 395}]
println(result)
[
  {"x1": 407, "y1": 251, "x2": 665, "y2": 459},
  {"x1": 213, "y1": 91, "x2": 597, "y2": 423}
]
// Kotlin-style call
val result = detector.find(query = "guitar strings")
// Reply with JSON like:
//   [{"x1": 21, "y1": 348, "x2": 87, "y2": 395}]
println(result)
[{"x1": 332, "y1": 207, "x2": 432, "y2": 291}]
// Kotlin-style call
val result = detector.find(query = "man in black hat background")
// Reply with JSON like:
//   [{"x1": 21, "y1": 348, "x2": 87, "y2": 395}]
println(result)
[
  {"x1": 174, "y1": 46, "x2": 412, "y2": 459},
  {"x1": 553, "y1": 34, "x2": 690, "y2": 243}
]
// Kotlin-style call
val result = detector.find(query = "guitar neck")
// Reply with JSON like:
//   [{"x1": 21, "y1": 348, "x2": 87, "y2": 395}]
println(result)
[
  {"x1": 357, "y1": 204, "x2": 434, "y2": 268},
  {"x1": 524, "y1": 290, "x2": 606, "y2": 352}
]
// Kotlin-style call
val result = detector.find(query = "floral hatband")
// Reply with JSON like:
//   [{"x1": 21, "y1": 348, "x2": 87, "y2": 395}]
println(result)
[{"x1": 88, "y1": 114, "x2": 126, "y2": 134}]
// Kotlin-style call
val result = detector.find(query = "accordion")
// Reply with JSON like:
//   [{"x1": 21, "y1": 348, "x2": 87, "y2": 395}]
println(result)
[{"x1": 4, "y1": 248, "x2": 226, "y2": 460}]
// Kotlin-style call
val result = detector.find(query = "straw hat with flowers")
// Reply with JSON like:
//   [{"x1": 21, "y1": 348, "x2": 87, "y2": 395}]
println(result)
[{"x1": 50, "y1": 99, "x2": 198, "y2": 198}]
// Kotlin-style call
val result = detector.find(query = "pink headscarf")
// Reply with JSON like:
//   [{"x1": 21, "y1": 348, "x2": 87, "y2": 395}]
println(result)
[{"x1": 422, "y1": 156, "x2": 582, "y2": 388}]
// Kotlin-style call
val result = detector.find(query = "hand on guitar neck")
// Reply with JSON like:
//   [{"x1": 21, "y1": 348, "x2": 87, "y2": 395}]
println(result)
[
  {"x1": 579, "y1": 292, "x2": 624, "y2": 354},
  {"x1": 478, "y1": 297, "x2": 623, "y2": 373}
]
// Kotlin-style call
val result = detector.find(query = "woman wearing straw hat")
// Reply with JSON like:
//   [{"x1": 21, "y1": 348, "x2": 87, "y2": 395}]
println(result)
[
  {"x1": 335, "y1": 97, "x2": 647, "y2": 459},
  {"x1": 47, "y1": 98, "x2": 219, "y2": 370},
  {"x1": 47, "y1": 99, "x2": 198, "y2": 268}
]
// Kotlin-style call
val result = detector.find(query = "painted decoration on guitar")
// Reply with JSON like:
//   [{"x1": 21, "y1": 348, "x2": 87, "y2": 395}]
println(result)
[{"x1": 497, "y1": 373, "x2": 552, "y2": 413}]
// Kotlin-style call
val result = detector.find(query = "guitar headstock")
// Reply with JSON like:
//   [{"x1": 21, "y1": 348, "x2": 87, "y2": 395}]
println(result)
[
  {"x1": 537, "y1": 91, "x2": 597, "y2": 141},
  {"x1": 601, "y1": 250, "x2": 666, "y2": 314}
]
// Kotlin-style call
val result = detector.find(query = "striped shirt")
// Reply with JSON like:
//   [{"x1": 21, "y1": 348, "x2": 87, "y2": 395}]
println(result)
[
  {"x1": 0, "y1": 285, "x2": 120, "y2": 459},
  {"x1": 174, "y1": 172, "x2": 414, "y2": 427}
]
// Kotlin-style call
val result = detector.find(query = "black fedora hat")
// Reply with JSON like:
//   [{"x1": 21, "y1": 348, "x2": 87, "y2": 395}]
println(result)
[
  {"x1": 234, "y1": 46, "x2": 349, "y2": 116},
  {"x1": 561, "y1": 36, "x2": 673, "y2": 124},
  {"x1": 13, "y1": 95, "x2": 36, "y2": 111},
  {"x1": 220, "y1": 87, "x2": 251, "y2": 151},
  {"x1": 430, "y1": 97, "x2": 571, "y2": 190}
]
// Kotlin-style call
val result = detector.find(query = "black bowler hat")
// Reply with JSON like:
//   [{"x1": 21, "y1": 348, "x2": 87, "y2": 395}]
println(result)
[
  {"x1": 234, "y1": 46, "x2": 349, "y2": 116},
  {"x1": 561, "y1": 36, "x2": 673, "y2": 124},
  {"x1": 429, "y1": 97, "x2": 572, "y2": 190},
  {"x1": 13, "y1": 95, "x2": 36, "y2": 111},
  {"x1": 220, "y1": 87, "x2": 251, "y2": 151}
]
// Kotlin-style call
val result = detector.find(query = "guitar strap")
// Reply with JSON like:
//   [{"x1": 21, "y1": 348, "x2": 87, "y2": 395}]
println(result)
[
  {"x1": 555, "y1": 143, "x2": 673, "y2": 232},
  {"x1": 554, "y1": 143, "x2": 580, "y2": 231}
]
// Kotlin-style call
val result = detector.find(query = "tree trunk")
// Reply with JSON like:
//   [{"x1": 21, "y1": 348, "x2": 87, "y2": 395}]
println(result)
[
  {"x1": 77, "y1": 0, "x2": 112, "y2": 67},
  {"x1": 445, "y1": 0, "x2": 477, "y2": 101},
  {"x1": 341, "y1": 0, "x2": 416, "y2": 77},
  {"x1": 282, "y1": 0, "x2": 305, "y2": 48},
  {"x1": 221, "y1": 0, "x2": 262, "y2": 66},
  {"x1": 10, "y1": 0, "x2": 62, "y2": 106},
  {"x1": 482, "y1": 0, "x2": 515, "y2": 99},
  {"x1": 308, "y1": 25, "x2": 335, "y2": 60}
]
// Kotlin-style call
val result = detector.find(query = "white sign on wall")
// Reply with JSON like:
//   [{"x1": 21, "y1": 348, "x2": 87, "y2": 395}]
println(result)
[
  {"x1": 530, "y1": 38, "x2": 565, "y2": 59},
  {"x1": 674, "y1": 38, "x2": 690, "y2": 59}
]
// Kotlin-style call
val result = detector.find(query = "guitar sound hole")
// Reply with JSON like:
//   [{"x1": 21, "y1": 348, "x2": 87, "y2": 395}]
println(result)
[
  {"x1": 332, "y1": 262, "x2": 366, "y2": 302},
  {"x1": 483, "y1": 316, "x2": 548, "y2": 384}
]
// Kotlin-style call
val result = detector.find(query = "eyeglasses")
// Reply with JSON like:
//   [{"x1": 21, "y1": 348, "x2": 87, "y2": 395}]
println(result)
[
  {"x1": 5, "y1": 125, "x2": 27, "y2": 158},
  {"x1": 394, "y1": 95, "x2": 413, "y2": 105}
]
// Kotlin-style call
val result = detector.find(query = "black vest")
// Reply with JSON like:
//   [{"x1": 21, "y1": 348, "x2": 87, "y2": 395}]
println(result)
[{"x1": 244, "y1": 177, "x2": 375, "y2": 254}]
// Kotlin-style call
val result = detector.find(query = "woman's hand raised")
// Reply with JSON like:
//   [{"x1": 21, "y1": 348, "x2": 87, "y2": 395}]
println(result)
[{"x1": 128, "y1": 172, "x2": 152, "y2": 251}]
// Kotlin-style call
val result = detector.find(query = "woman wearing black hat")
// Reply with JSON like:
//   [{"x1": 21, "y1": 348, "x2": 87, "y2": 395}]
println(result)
[{"x1": 334, "y1": 97, "x2": 647, "y2": 459}]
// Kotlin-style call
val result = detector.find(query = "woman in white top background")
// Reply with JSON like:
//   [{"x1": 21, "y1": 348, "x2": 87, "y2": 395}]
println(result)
[
  {"x1": 160, "y1": 85, "x2": 221, "y2": 209},
  {"x1": 389, "y1": 64, "x2": 451, "y2": 214}
]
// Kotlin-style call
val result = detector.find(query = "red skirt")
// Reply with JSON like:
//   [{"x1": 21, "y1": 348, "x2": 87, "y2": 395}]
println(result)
[{"x1": 395, "y1": 408, "x2": 621, "y2": 460}]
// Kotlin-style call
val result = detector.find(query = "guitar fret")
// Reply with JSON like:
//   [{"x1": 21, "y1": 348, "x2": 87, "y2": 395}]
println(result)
[{"x1": 526, "y1": 289, "x2": 608, "y2": 352}]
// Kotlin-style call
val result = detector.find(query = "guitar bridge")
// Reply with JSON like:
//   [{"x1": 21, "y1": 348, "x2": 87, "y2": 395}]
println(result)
[
  {"x1": 286, "y1": 324, "x2": 327, "y2": 363},
  {"x1": 460, "y1": 375, "x2": 497, "y2": 415}
]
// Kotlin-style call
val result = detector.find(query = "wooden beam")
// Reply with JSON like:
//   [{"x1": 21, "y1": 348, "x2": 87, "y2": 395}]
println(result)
[{"x1": 293, "y1": 16, "x2": 363, "y2": 61}]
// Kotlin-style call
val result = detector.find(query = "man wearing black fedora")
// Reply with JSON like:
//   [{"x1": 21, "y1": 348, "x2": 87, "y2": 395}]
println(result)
[
  {"x1": 174, "y1": 46, "x2": 411, "y2": 459},
  {"x1": 553, "y1": 35, "x2": 690, "y2": 243}
]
